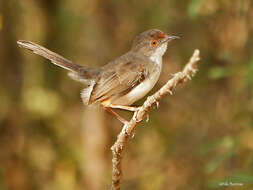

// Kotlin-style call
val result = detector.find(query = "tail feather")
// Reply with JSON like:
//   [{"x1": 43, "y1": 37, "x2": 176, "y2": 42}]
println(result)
[
  {"x1": 68, "y1": 72, "x2": 93, "y2": 84},
  {"x1": 17, "y1": 40, "x2": 98, "y2": 79}
]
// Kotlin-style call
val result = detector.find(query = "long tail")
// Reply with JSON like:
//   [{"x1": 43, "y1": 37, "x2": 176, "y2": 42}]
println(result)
[{"x1": 17, "y1": 40, "x2": 98, "y2": 79}]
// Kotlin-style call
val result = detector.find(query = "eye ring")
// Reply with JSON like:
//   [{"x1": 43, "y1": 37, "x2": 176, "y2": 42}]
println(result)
[{"x1": 151, "y1": 39, "x2": 158, "y2": 47}]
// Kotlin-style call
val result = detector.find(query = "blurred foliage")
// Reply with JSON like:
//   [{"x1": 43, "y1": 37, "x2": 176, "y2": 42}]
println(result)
[{"x1": 1, "y1": 0, "x2": 253, "y2": 190}]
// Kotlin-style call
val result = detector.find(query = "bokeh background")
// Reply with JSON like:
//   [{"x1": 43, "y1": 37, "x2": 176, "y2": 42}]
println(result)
[{"x1": 1, "y1": 0, "x2": 253, "y2": 190}]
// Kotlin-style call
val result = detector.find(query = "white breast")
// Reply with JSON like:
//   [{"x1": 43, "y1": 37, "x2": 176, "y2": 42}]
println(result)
[{"x1": 111, "y1": 43, "x2": 167, "y2": 106}]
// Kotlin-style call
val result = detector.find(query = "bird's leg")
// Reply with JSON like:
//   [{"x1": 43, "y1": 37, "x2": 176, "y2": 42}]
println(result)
[
  {"x1": 108, "y1": 104, "x2": 141, "y2": 112},
  {"x1": 104, "y1": 107, "x2": 128, "y2": 124}
]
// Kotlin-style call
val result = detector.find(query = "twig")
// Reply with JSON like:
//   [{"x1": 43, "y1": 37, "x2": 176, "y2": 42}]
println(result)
[{"x1": 110, "y1": 49, "x2": 200, "y2": 190}]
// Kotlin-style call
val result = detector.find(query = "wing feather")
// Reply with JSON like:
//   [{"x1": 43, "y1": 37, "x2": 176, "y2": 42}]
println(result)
[{"x1": 89, "y1": 54, "x2": 149, "y2": 104}]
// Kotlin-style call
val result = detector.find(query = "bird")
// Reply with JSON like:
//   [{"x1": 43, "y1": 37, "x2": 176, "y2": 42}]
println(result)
[{"x1": 17, "y1": 29, "x2": 179, "y2": 124}]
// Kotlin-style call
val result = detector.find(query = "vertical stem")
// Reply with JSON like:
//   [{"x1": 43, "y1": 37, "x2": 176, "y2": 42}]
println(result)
[{"x1": 110, "y1": 124, "x2": 128, "y2": 190}]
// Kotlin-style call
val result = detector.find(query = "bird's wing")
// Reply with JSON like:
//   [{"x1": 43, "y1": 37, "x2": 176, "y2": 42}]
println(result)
[{"x1": 89, "y1": 56, "x2": 150, "y2": 103}]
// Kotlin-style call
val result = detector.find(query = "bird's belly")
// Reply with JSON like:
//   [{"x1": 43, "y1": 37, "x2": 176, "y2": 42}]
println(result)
[{"x1": 111, "y1": 70, "x2": 161, "y2": 106}]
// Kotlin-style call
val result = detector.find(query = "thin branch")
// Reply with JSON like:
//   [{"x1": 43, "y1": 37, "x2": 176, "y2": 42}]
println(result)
[{"x1": 110, "y1": 49, "x2": 200, "y2": 190}]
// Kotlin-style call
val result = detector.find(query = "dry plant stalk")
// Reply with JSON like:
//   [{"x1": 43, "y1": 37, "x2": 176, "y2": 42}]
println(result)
[{"x1": 110, "y1": 49, "x2": 200, "y2": 190}]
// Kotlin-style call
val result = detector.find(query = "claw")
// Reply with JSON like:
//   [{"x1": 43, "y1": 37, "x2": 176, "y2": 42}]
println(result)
[
  {"x1": 156, "y1": 101, "x2": 159, "y2": 109},
  {"x1": 146, "y1": 114, "x2": 149, "y2": 122},
  {"x1": 133, "y1": 111, "x2": 141, "y2": 122},
  {"x1": 168, "y1": 90, "x2": 173, "y2": 95}
]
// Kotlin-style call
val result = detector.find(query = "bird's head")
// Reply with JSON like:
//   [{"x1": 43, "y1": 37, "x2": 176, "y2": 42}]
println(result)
[{"x1": 131, "y1": 29, "x2": 179, "y2": 58}]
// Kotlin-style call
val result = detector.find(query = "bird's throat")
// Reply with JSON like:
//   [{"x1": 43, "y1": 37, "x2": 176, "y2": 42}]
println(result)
[{"x1": 150, "y1": 43, "x2": 167, "y2": 66}]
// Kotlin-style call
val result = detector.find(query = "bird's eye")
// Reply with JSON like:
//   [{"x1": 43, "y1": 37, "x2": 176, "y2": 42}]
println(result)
[{"x1": 151, "y1": 40, "x2": 158, "y2": 47}]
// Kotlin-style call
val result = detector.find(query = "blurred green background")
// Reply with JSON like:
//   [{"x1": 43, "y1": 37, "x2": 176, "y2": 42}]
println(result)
[{"x1": 1, "y1": 0, "x2": 253, "y2": 190}]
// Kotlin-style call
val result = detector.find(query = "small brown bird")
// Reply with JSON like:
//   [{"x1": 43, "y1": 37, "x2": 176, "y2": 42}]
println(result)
[{"x1": 17, "y1": 29, "x2": 179, "y2": 123}]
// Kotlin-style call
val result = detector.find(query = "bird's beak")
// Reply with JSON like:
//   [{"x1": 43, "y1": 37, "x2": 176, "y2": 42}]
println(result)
[{"x1": 164, "y1": 35, "x2": 180, "y2": 42}]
